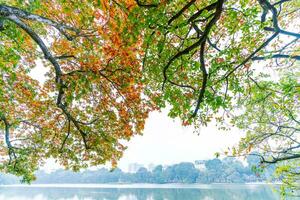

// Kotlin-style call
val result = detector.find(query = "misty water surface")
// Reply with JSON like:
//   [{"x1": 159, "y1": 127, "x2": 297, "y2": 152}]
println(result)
[{"x1": 0, "y1": 184, "x2": 287, "y2": 200}]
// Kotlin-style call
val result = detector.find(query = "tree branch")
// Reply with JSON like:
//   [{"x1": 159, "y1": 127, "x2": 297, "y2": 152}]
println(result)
[
  {"x1": 262, "y1": 154, "x2": 300, "y2": 164},
  {"x1": 0, "y1": 116, "x2": 17, "y2": 165},
  {"x1": 223, "y1": 32, "x2": 279, "y2": 79},
  {"x1": 168, "y1": 0, "x2": 196, "y2": 25},
  {"x1": 0, "y1": 5, "x2": 79, "y2": 40},
  {"x1": 188, "y1": 2, "x2": 218, "y2": 23},
  {"x1": 192, "y1": 42, "x2": 208, "y2": 117},
  {"x1": 135, "y1": 0, "x2": 158, "y2": 8},
  {"x1": 264, "y1": 27, "x2": 300, "y2": 38},
  {"x1": 162, "y1": 0, "x2": 224, "y2": 90},
  {"x1": 252, "y1": 54, "x2": 300, "y2": 61},
  {"x1": 6, "y1": 13, "x2": 89, "y2": 150}
]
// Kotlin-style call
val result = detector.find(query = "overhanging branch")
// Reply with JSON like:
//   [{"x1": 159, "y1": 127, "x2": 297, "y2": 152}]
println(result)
[
  {"x1": 0, "y1": 4, "x2": 79, "y2": 40},
  {"x1": 5, "y1": 11, "x2": 90, "y2": 150},
  {"x1": 252, "y1": 54, "x2": 300, "y2": 61}
]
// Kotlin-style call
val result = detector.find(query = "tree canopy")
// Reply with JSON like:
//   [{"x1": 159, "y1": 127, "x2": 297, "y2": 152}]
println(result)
[{"x1": 0, "y1": 0, "x2": 299, "y2": 192}]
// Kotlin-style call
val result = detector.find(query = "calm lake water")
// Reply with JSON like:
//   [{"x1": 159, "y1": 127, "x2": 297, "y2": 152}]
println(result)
[{"x1": 0, "y1": 184, "x2": 285, "y2": 200}]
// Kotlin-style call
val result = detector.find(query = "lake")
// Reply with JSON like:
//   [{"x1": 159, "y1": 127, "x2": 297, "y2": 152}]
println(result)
[{"x1": 0, "y1": 184, "x2": 287, "y2": 200}]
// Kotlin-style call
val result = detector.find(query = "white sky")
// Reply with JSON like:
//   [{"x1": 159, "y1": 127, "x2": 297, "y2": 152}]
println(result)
[{"x1": 118, "y1": 110, "x2": 242, "y2": 171}]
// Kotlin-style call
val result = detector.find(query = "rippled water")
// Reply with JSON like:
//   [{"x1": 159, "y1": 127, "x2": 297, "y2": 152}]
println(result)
[{"x1": 0, "y1": 184, "x2": 283, "y2": 200}]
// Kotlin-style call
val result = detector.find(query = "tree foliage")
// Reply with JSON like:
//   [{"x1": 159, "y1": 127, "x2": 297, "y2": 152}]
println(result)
[
  {"x1": 0, "y1": 159, "x2": 270, "y2": 184},
  {"x1": 0, "y1": 0, "x2": 154, "y2": 182},
  {"x1": 0, "y1": 0, "x2": 299, "y2": 192}
]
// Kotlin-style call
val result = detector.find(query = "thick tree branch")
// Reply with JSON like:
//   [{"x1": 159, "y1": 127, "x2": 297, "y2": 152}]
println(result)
[
  {"x1": 0, "y1": 4, "x2": 79, "y2": 40},
  {"x1": 261, "y1": 154, "x2": 300, "y2": 164},
  {"x1": 6, "y1": 15, "x2": 63, "y2": 82},
  {"x1": 258, "y1": 0, "x2": 280, "y2": 30},
  {"x1": 252, "y1": 54, "x2": 300, "y2": 61},
  {"x1": 162, "y1": 0, "x2": 224, "y2": 90},
  {"x1": 6, "y1": 13, "x2": 89, "y2": 150},
  {"x1": 188, "y1": 2, "x2": 218, "y2": 23},
  {"x1": 264, "y1": 27, "x2": 300, "y2": 38},
  {"x1": 168, "y1": 0, "x2": 197, "y2": 25},
  {"x1": 60, "y1": 119, "x2": 71, "y2": 152},
  {"x1": 273, "y1": 0, "x2": 292, "y2": 6},
  {"x1": 0, "y1": 116, "x2": 17, "y2": 165},
  {"x1": 192, "y1": 42, "x2": 208, "y2": 117}
]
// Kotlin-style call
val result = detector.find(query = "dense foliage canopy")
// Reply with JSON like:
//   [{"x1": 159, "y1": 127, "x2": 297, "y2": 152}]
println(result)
[{"x1": 0, "y1": 0, "x2": 299, "y2": 193}]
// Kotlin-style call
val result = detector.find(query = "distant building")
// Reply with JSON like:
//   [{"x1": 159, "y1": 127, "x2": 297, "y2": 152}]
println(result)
[
  {"x1": 147, "y1": 163, "x2": 156, "y2": 172},
  {"x1": 194, "y1": 160, "x2": 206, "y2": 171},
  {"x1": 128, "y1": 163, "x2": 144, "y2": 173}
]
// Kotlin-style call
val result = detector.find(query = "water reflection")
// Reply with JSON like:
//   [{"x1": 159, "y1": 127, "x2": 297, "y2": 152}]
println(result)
[{"x1": 0, "y1": 184, "x2": 281, "y2": 200}]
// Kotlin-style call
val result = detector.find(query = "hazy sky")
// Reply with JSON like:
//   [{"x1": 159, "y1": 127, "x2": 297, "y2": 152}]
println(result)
[{"x1": 118, "y1": 110, "x2": 242, "y2": 171}]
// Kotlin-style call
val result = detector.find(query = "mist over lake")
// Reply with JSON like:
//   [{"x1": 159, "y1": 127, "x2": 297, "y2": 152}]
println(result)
[{"x1": 0, "y1": 184, "x2": 286, "y2": 200}]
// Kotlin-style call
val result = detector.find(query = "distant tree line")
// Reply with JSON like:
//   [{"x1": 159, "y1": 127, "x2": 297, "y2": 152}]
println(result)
[{"x1": 0, "y1": 156, "x2": 276, "y2": 184}]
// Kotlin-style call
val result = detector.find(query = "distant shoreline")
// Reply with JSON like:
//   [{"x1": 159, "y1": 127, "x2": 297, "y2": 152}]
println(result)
[{"x1": 0, "y1": 183, "x2": 282, "y2": 189}]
